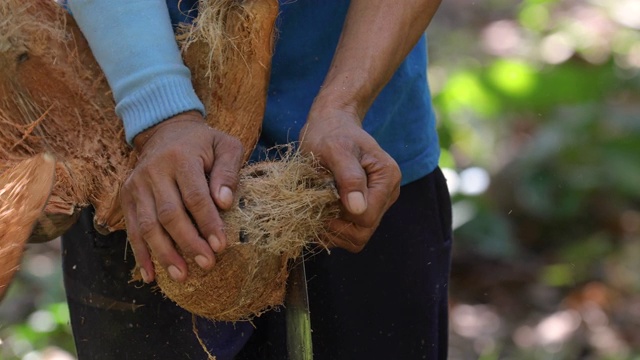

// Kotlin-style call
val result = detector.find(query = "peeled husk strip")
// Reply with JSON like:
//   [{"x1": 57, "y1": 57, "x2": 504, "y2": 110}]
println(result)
[
  {"x1": 179, "y1": 0, "x2": 278, "y2": 161},
  {"x1": 0, "y1": 153, "x2": 55, "y2": 298},
  {"x1": 0, "y1": 0, "x2": 340, "y2": 321}
]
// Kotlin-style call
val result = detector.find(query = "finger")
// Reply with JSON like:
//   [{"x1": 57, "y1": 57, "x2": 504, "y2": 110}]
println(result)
[
  {"x1": 122, "y1": 190, "x2": 154, "y2": 283},
  {"x1": 175, "y1": 163, "x2": 226, "y2": 255},
  {"x1": 324, "y1": 218, "x2": 373, "y2": 253},
  {"x1": 361, "y1": 152, "x2": 401, "y2": 206},
  {"x1": 339, "y1": 152, "x2": 401, "y2": 227},
  {"x1": 323, "y1": 230, "x2": 367, "y2": 253},
  {"x1": 210, "y1": 134, "x2": 244, "y2": 211},
  {"x1": 321, "y1": 141, "x2": 368, "y2": 215},
  {"x1": 134, "y1": 186, "x2": 188, "y2": 282},
  {"x1": 151, "y1": 175, "x2": 216, "y2": 271},
  {"x1": 338, "y1": 182, "x2": 395, "y2": 228}
]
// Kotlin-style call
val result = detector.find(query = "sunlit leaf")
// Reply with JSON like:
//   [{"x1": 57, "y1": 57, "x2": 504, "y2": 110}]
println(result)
[{"x1": 487, "y1": 59, "x2": 538, "y2": 98}]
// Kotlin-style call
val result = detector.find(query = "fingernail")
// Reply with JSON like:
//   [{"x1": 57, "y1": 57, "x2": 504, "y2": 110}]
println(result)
[
  {"x1": 168, "y1": 265, "x2": 183, "y2": 281},
  {"x1": 219, "y1": 186, "x2": 233, "y2": 208},
  {"x1": 195, "y1": 255, "x2": 210, "y2": 269},
  {"x1": 140, "y1": 267, "x2": 150, "y2": 283},
  {"x1": 208, "y1": 235, "x2": 222, "y2": 253},
  {"x1": 347, "y1": 191, "x2": 366, "y2": 214}
]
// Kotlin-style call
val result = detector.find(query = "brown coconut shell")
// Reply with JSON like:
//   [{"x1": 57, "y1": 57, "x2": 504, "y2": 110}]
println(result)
[
  {"x1": 154, "y1": 155, "x2": 340, "y2": 321},
  {"x1": 0, "y1": 153, "x2": 56, "y2": 299}
]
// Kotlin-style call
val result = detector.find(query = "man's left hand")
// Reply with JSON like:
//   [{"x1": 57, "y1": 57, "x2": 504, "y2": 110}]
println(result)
[{"x1": 300, "y1": 105, "x2": 401, "y2": 253}]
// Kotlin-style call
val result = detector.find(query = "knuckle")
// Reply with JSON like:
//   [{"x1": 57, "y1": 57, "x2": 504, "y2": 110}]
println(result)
[
  {"x1": 336, "y1": 170, "x2": 366, "y2": 190},
  {"x1": 203, "y1": 216, "x2": 224, "y2": 235},
  {"x1": 156, "y1": 203, "x2": 180, "y2": 224},
  {"x1": 216, "y1": 167, "x2": 240, "y2": 184},
  {"x1": 217, "y1": 133, "x2": 243, "y2": 152},
  {"x1": 337, "y1": 234, "x2": 367, "y2": 253},
  {"x1": 176, "y1": 158, "x2": 198, "y2": 174},
  {"x1": 163, "y1": 146, "x2": 184, "y2": 160},
  {"x1": 153, "y1": 252, "x2": 174, "y2": 268},
  {"x1": 182, "y1": 188, "x2": 210, "y2": 210},
  {"x1": 348, "y1": 243, "x2": 366, "y2": 253},
  {"x1": 386, "y1": 160, "x2": 401, "y2": 177},
  {"x1": 350, "y1": 233, "x2": 371, "y2": 252},
  {"x1": 176, "y1": 241, "x2": 198, "y2": 257},
  {"x1": 375, "y1": 155, "x2": 399, "y2": 172},
  {"x1": 137, "y1": 218, "x2": 159, "y2": 240}
]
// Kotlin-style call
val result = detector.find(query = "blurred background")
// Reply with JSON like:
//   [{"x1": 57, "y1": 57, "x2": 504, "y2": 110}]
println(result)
[
  {"x1": 433, "y1": 0, "x2": 640, "y2": 358},
  {"x1": 1, "y1": 0, "x2": 639, "y2": 358}
]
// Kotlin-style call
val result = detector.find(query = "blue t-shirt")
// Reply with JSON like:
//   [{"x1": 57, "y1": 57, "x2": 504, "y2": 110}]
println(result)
[{"x1": 168, "y1": 0, "x2": 440, "y2": 185}]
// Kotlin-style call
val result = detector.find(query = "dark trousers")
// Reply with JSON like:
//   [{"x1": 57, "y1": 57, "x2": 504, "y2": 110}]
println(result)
[{"x1": 62, "y1": 168, "x2": 452, "y2": 359}]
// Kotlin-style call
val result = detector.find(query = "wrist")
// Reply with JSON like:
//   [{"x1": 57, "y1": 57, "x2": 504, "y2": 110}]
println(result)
[
  {"x1": 132, "y1": 110, "x2": 205, "y2": 151},
  {"x1": 312, "y1": 74, "x2": 373, "y2": 121},
  {"x1": 308, "y1": 91, "x2": 364, "y2": 127}
]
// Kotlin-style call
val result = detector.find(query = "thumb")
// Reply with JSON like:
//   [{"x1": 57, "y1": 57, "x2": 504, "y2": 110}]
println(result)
[
  {"x1": 323, "y1": 148, "x2": 368, "y2": 215},
  {"x1": 345, "y1": 189, "x2": 367, "y2": 215},
  {"x1": 209, "y1": 134, "x2": 244, "y2": 210}
]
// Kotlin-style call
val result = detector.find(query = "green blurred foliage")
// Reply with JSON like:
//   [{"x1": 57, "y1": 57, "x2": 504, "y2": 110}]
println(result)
[
  {"x1": 432, "y1": 0, "x2": 640, "y2": 358},
  {"x1": 0, "y1": 242, "x2": 75, "y2": 359},
  {"x1": 432, "y1": 0, "x2": 640, "y2": 259}
]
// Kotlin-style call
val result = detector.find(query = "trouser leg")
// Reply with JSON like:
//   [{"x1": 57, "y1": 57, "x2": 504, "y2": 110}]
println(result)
[
  {"x1": 238, "y1": 168, "x2": 452, "y2": 360},
  {"x1": 61, "y1": 209, "x2": 253, "y2": 360},
  {"x1": 305, "y1": 168, "x2": 452, "y2": 360}
]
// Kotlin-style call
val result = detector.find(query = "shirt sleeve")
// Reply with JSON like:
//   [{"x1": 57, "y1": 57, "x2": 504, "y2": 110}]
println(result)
[{"x1": 67, "y1": 0, "x2": 205, "y2": 144}]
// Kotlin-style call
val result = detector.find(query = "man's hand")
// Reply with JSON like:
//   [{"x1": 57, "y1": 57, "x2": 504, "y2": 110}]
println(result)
[
  {"x1": 300, "y1": 105, "x2": 401, "y2": 253},
  {"x1": 293, "y1": 0, "x2": 439, "y2": 253},
  {"x1": 121, "y1": 111, "x2": 243, "y2": 283}
]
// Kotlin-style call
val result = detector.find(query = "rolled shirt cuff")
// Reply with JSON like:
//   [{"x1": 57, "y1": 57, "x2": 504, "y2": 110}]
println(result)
[{"x1": 117, "y1": 74, "x2": 205, "y2": 144}]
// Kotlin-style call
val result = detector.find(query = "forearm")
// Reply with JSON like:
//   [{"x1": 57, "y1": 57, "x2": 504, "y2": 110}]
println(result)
[
  {"x1": 314, "y1": 0, "x2": 441, "y2": 119},
  {"x1": 67, "y1": 0, "x2": 204, "y2": 144}
]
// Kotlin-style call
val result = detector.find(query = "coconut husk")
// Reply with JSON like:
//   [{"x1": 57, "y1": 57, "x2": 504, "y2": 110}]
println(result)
[
  {"x1": 0, "y1": 0, "x2": 123, "y2": 238},
  {"x1": 0, "y1": 153, "x2": 56, "y2": 299},
  {"x1": 1, "y1": 0, "x2": 340, "y2": 321},
  {"x1": 0, "y1": 0, "x2": 277, "y2": 238},
  {"x1": 154, "y1": 152, "x2": 340, "y2": 321},
  {"x1": 180, "y1": 0, "x2": 278, "y2": 162}
]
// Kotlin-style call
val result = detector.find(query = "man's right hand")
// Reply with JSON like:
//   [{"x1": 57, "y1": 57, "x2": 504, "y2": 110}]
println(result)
[{"x1": 121, "y1": 111, "x2": 244, "y2": 283}]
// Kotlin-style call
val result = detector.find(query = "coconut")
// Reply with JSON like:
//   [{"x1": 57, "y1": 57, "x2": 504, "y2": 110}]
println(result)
[
  {"x1": 0, "y1": 0, "x2": 338, "y2": 321},
  {"x1": 154, "y1": 152, "x2": 340, "y2": 321}
]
